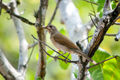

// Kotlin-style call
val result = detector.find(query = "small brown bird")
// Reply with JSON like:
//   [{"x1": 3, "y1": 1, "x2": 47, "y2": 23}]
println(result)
[{"x1": 44, "y1": 25, "x2": 94, "y2": 63}]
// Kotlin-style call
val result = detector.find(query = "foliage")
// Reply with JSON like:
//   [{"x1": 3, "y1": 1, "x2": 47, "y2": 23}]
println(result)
[
  {"x1": 0, "y1": 0, "x2": 120, "y2": 80},
  {"x1": 58, "y1": 52, "x2": 71, "y2": 70},
  {"x1": 89, "y1": 49, "x2": 120, "y2": 80}
]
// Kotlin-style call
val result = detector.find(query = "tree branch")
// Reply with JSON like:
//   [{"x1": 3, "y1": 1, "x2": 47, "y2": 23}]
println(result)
[
  {"x1": 48, "y1": 0, "x2": 61, "y2": 25},
  {"x1": 35, "y1": 0, "x2": 48, "y2": 80},
  {"x1": 83, "y1": 0, "x2": 98, "y2": 5},
  {"x1": 115, "y1": 30, "x2": 120, "y2": 41},
  {"x1": 0, "y1": 0, "x2": 2, "y2": 15},
  {"x1": 42, "y1": 48, "x2": 78, "y2": 64},
  {"x1": 10, "y1": 0, "x2": 28, "y2": 77},
  {"x1": 87, "y1": 56, "x2": 117, "y2": 69},
  {"x1": 86, "y1": 2, "x2": 120, "y2": 57},
  {"x1": 0, "y1": 2, "x2": 35, "y2": 25},
  {"x1": 114, "y1": 22, "x2": 120, "y2": 25},
  {"x1": 85, "y1": 14, "x2": 99, "y2": 31},
  {"x1": 28, "y1": 41, "x2": 38, "y2": 49},
  {"x1": 103, "y1": 0, "x2": 112, "y2": 15},
  {"x1": 77, "y1": 1, "x2": 120, "y2": 80},
  {"x1": 0, "y1": 49, "x2": 23, "y2": 80}
]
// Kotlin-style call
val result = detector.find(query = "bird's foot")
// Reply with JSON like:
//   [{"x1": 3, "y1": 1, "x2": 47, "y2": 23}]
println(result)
[
  {"x1": 54, "y1": 56, "x2": 58, "y2": 61},
  {"x1": 64, "y1": 53, "x2": 70, "y2": 63}
]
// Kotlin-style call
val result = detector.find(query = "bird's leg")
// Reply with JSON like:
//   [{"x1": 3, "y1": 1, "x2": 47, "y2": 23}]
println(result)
[
  {"x1": 64, "y1": 53, "x2": 70, "y2": 63},
  {"x1": 57, "y1": 51, "x2": 69, "y2": 63},
  {"x1": 54, "y1": 50, "x2": 66, "y2": 61},
  {"x1": 55, "y1": 50, "x2": 70, "y2": 63},
  {"x1": 54, "y1": 50, "x2": 62, "y2": 61}
]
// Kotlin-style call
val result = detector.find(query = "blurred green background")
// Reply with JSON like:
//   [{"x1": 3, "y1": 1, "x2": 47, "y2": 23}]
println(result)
[{"x1": 0, "y1": 0, "x2": 120, "y2": 80}]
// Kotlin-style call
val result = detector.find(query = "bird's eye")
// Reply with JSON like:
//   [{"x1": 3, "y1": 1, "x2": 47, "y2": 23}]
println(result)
[{"x1": 49, "y1": 25, "x2": 52, "y2": 28}]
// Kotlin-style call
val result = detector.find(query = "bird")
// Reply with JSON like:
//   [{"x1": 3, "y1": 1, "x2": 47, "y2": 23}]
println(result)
[{"x1": 44, "y1": 25, "x2": 95, "y2": 63}]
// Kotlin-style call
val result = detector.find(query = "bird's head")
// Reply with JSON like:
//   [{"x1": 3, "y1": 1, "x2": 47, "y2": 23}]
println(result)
[{"x1": 44, "y1": 25, "x2": 58, "y2": 34}]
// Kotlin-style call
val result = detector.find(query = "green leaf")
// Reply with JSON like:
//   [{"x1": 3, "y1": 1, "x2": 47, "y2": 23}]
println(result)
[
  {"x1": 36, "y1": 53, "x2": 39, "y2": 60},
  {"x1": 89, "y1": 48, "x2": 110, "y2": 80},
  {"x1": 89, "y1": 48, "x2": 120, "y2": 80},
  {"x1": 36, "y1": 77, "x2": 42, "y2": 80},
  {"x1": 92, "y1": 48, "x2": 110, "y2": 62},
  {"x1": 59, "y1": 28, "x2": 66, "y2": 35},
  {"x1": 47, "y1": 49, "x2": 55, "y2": 64},
  {"x1": 58, "y1": 52, "x2": 71, "y2": 70},
  {"x1": 103, "y1": 57, "x2": 120, "y2": 80},
  {"x1": 116, "y1": 57, "x2": 120, "y2": 69},
  {"x1": 99, "y1": 10, "x2": 103, "y2": 18},
  {"x1": 73, "y1": 72, "x2": 78, "y2": 79},
  {"x1": 89, "y1": 65, "x2": 103, "y2": 80},
  {"x1": 111, "y1": 1, "x2": 116, "y2": 9},
  {"x1": 97, "y1": 0, "x2": 105, "y2": 12}
]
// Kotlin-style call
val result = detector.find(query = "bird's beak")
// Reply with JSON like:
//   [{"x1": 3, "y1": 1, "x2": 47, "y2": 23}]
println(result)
[
  {"x1": 42, "y1": 27, "x2": 47, "y2": 29},
  {"x1": 43, "y1": 26, "x2": 51, "y2": 30},
  {"x1": 42, "y1": 26, "x2": 48, "y2": 30}
]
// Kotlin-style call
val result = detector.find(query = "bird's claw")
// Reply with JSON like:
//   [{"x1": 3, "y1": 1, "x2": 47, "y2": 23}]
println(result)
[{"x1": 54, "y1": 56, "x2": 58, "y2": 61}]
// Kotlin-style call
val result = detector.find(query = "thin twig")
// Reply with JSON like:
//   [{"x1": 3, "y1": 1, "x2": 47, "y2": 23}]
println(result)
[
  {"x1": 87, "y1": 56, "x2": 117, "y2": 69},
  {"x1": 0, "y1": 2, "x2": 35, "y2": 25},
  {"x1": 10, "y1": 12, "x2": 35, "y2": 25},
  {"x1": 85, "y1": 13, "x2": 99, "y2": 31},
  {"x1": 103, "y1": 0, "x2": 111, "y2": 15},
  {"x1": 48, "y1": 0, "x2": 61, "y2": 25},
  {"x1": 83, "y1": 0, "x2": 98, "y2": 5},
  {"x1": 89, "y1": 14, "x2": 97, "y2": 28},
  {"x1": 0, "y1": 0, "x2": 2, "y2": 15},
  {"x1": 80, "y1": 35, "x2": 93, "y2": 42},
  {"x1": 115, "y1": 30, "x2": 120, "y2": 41},
  {"x1": 79, "y1": 33, "x2": 116, "y2": 43},
  {"x1": 105, "y1": 33, "x2": 116, "y2": 36},
  {"x1": 112, "y1": 16, "x2": 120, "y2": 24},
  {"x1": 42, "y1": 47, "x2": 78, "y2": 64},
  {"x1": 114, "y1": 22, "x2": 120, "y2": 25},
  {"x1": 31, "y1": 35, "x2": 71, "y2": 61},
  {"x1": 25, "y1": 44, "x2": 35, "y2": 66},
  {"x1": 28, "y1": 41, "x2": 38, "y2": 49},
  {"x1": 90, "y1": 2, "x2": 98, "y2": 25}
]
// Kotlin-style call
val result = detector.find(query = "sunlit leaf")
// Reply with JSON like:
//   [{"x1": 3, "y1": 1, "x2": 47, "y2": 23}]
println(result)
[
  {"x1": 47, "y1": 50, "x2": 56, "y2": 64},
  {"x1": 36, "y1": 77, "x2": 42, "y2": 80},
  {"x1": 89, "y1": 65, "x2": 103, "y2": 80},
  {"x1": 58, "y1": 52, "x2": 71, "y2": 70},
  {"x1": 103, "y1": 57, "x2": 120, "y2": 80},
  {"x1": 59, "y1": 28, "x2": 66, "y2": 35},
  {"x1": 73, "y1": 72, "x2": 78, "y2": 79},
  {"x1": 89, "y1": 48, "x2": 110, "y2": 80},
  {"x1": 92, "y1": 48, "x2": 110, "y2": 62},
  {"x1": 97, "y1": 0, "x2": 105, "y2": 12},
  {"x1": 111, "y1": 1, "x2": 116, "y2": 9},
  {"x1": 36, "y1": 53, "x2": 39, "y2": 60}
]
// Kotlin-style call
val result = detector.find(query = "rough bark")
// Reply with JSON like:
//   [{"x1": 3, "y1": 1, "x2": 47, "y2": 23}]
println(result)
[{"x1": 35, "y1": 0, "x2": 48, "y2": 80}]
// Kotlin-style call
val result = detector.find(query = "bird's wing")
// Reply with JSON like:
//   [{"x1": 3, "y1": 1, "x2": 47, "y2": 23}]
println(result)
[{"x1": 53, "y1": 33, "x2": 79, "y2": 50}]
